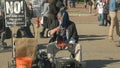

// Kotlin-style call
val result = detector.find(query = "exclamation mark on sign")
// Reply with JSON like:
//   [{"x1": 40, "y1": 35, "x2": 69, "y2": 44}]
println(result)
[{"x1": 21, "y1": 1, "x2": 23, "y2": 13}]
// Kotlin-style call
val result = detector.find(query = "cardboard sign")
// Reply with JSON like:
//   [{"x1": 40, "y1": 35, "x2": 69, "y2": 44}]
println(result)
[
  {"x1": 4, "y1": 0, "x2": 26, "y2": 27},
  {"x1": 15, "y1": 38, "x2": 37, "y2": 59}
]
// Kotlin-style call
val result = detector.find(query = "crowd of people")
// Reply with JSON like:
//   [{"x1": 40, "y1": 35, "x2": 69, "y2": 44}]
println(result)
[
  {"x1": 0, "y1": 0, "x2": 120, "y2": 67},
  {"x1": 0, "y1": 0, "x2": 80, "y2": 67},
  {"x1": 34, "y1": 0, "x2": 81, "y2": 67}
]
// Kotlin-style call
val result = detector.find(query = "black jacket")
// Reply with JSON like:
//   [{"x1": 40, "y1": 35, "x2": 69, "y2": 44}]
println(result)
[
  {"x1": 49, "y1": 20, "x2": 78, "y2": 43},
  {"x1": 66, "y1": 21, "x2": 78, "y2": 43}
]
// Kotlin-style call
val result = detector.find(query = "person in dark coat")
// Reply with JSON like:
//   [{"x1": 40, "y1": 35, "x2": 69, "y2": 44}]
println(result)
[
  {"x1": 16, "y1": 1, "x2": 34, "y2": 38},
  {"x1": 47, "y1": 12, "x2": 80, "y2": 67},
  {"x1": 48, "y1": 11, "x2": 78, "y2": 43}
]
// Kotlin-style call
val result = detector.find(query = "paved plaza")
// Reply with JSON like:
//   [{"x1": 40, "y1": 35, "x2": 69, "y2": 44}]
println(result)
[{"x1": 0, "y1": 6, "x2": 120, "y2": 68}]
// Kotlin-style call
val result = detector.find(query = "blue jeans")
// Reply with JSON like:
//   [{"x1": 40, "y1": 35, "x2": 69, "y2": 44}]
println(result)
[{"x1": 98, "y1": 14, "x2": 104, "y2": 25}]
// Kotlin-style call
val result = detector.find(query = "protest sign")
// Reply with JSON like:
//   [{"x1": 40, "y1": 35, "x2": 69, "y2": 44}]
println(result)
[{"x1": 4, "y1": 0, "x2": 26, "y2": 27}]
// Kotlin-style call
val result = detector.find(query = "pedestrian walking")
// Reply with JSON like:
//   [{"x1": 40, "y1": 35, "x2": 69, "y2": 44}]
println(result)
[
  {"x1": 67, "y1": 0, "x2": 76, "y2": 8},
  {"x1": 84, "y1": 0, "x2": 87, "y2": 8},
  {"x1": 97, "y1": 0, "x2": 105, "y2": 26},
  {"x1": 40, "y1": 0, "x2": 50, "y2": 38},
  {"x1": 16, "y1": 1, "x2": 34, "y2": 38},
  {"x1": 47, "y1": 12, "x2": 80, "y2": 67},
  {"x1": 103, "y1": 0, "x2": 111, "y2": 26},
  {"x1": 108, "y1": 0, "x2": 119, "y2": 41},
  {"x1": 88, "y1": 0, "x2": 93, "y2": 13}
]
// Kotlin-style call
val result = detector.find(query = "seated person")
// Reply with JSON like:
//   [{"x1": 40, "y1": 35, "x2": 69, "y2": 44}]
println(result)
[{"x1": 47, "y1": 11, "x2": 80, "y2": 64}]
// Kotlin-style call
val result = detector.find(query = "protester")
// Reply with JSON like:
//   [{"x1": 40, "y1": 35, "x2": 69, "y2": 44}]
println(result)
[
  {"x1": 47, "y1": 11, "x2": 80, "y2": 67},
  {"x1": 63, "y1": 0, "x2": 68, "y2": 7},
  {"x1": 108, "y1": 0, "x2": 119, "y2": 41},
  {"x1": 16, "y1": 1, "x2": 34, "y2": 38},
  {"x1": 39, "y1": 0, "x2": 49, "y2": 38}
]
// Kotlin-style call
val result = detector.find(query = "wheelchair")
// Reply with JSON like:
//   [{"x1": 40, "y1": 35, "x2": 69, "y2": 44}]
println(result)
[
  {"x1": 53, "y1": 43, "x2": 86, "y2": 68},
  {"x1": 34, "y1": 42, "x2": 86, "y2": 68}
]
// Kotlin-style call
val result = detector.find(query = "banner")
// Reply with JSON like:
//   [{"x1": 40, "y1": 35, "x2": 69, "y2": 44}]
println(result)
[{"x1": 4, "y1": 0, "x2": 26, "y2": 27}]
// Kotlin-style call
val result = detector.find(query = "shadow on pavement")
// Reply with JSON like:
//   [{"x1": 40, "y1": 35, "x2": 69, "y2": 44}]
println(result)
[
  {"x1": 0, "y1": 46, "x2": 12, "y2": 53},
  {"x1": 84, "y1": 60, "x2": 120, "y2": 68},
  {"x1": 78, "y1": 35, "x2": 107, "y2": 41},
  {"x1": 0, "y1": 43, "x2": 48, "y2": 53},
  {"x1": 37, "y1": 43, "x2": 48, "y2": 50}
]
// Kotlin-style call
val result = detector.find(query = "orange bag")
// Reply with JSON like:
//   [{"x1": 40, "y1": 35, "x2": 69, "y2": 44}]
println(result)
[{"x1": 16, "y1": 57, "x2": 32, "y2": 68}]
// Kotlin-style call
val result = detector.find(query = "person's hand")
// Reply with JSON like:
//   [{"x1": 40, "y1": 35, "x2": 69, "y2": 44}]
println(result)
[
  {"x1": 56, "y1": 26, "x2": 60, "y2": 31},
  {"x1": 49, "y1": 26, "x2": 60, "y2": 35}
]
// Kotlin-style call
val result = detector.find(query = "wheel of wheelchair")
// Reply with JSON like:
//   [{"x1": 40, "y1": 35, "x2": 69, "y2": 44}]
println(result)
[
  {"x1": 37, "y1": 59, "x2": 52, "y2": 68},
  {"x1": 38, "y1": 61, "x2": 44, "y2": 68},
  {"x1": 36, "y1": 49, "x2": 52, "y2": 68}
]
